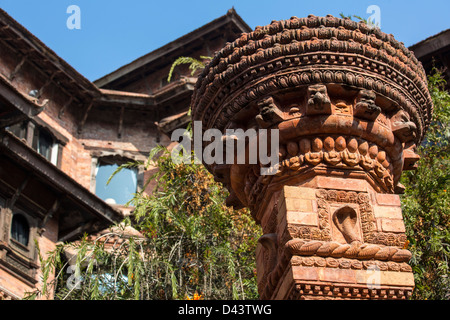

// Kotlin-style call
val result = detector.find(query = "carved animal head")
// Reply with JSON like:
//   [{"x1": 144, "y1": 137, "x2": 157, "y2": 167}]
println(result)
[
  {"x1": 358, "y1": 89, "x2": 376, "y2": 104},
  {"x1": 307, "y1": 84, "x2": 331, "y2": 107},
  {"x1": 255, "y1": 96, "x2": 284, "y2": 127},
  {"x1": 390, "y1": 109, "x2": 417, "y2": 142},
  {"x1": 354, "y1": 89, "x2": 381, "y2": 120},
  {"x1": 306, "y1": 84, "x2": 332, "y2": 115}
]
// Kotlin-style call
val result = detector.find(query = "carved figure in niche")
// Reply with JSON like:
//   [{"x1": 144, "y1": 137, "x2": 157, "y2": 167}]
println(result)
[
  {"x1": 333, "y1": 205, "x2": 360, "y2": 244},
  {"x1": 323, "y1": 136, "x2": 341, "y2": 165},
  {"x1": 342, "y1": 138, "x2": 360, "y2": 166},
  {"x1": 255, "y1": 96, "x2": 284, "y2": 128},
  {"x1": 288, "y1": 104, "x2": 301, "y2": 116},
  {"x1": 306, "y1": 84, "x2": 332, "y2": 115},
  {"x1": 353, "y1": 89, "x2": 381, "y2": 121},
  {"x1": 390, "y1": 109, "x2": 417, "y2": 142}
]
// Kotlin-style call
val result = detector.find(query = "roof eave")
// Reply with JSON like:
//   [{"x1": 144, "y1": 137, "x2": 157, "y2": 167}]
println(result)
[
  {"x1": 94, "y1": 8, "x2": 251, "y2": 88},
  {"x1": 0, "y1": 131, "x2": 123, "y2": 241}
]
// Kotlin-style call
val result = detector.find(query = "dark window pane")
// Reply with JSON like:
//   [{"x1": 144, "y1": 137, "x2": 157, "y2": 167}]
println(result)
[
  {"x1": 95, "y1": 162, "x2": 137, "y2": 205},
  {"x1": 11, "y1": 214, "x2": 29, "y2": 246},
  {"x1": 37, "y1": 129, "x2": 53, "y2": 160}
]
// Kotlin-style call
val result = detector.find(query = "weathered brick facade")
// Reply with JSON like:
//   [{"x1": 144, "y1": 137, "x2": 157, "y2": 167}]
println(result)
[{"x1": 0, "y1": 8, "x2": 250, "y2": 299}]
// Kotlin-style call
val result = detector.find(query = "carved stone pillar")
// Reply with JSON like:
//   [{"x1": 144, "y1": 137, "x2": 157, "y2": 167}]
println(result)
[{"x1": 191, "y1": 15, "x2": 433, "y2": 299}]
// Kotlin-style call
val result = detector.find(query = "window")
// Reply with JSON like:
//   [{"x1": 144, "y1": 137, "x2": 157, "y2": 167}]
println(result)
[
  {"x1": 2, "y1": 210, "x2": 39, "y2": 285},
  {"x1": 95, "y1": 159, "x2": 138, "y2": 205},
  {"x1": 36, "y1": 129, "x2": 53, "y2": 160},
  {"x1": 33, "y1": 127, "x2": 59, "y2": 165},
  {"x1": 7, "y1": 120, "x2": 60, "y2": 166},
  {"x1": 10, "y1": 214, "x2": 29, "y2": 247}
]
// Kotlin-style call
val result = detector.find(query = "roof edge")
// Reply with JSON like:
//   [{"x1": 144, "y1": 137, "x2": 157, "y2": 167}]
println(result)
[
  {"x1": 94, "y1": 8, "x2": 251, "y2": 88},
  {"x1": 0, "y1": 8, "x2": 100, "y2": 97}
]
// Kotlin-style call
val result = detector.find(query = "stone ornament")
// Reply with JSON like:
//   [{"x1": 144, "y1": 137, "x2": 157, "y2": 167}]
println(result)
[
  {"x1": 191, "y1": 15, "x2": 432, "y2": 211},
  {"x1": 192, "y1": 15, "x2": 432, "y2": 138},
  {"x1": 291, "y1": 256, "x2": 412, "y2": 273},
  {"x1": 285, "y1": 239, "x2": 412, "y2": 262},
  {"x1": 191, "y1": 15, "x2": 432, "y2": 300}
]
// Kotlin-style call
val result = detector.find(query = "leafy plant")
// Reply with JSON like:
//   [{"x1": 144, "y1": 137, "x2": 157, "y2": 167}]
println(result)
[
  {"x1": 401, "y1": 68, "x2": 450, "y2": 300},
  {"x1": 339, "y1": 12, "x2": 379, "y2": 28},
  {"x1": 28, "y1": 147, "x2": 261, "y2": 300},
  {"x1": 167, "y1": 56, "x2": 211, "y2": 83}
]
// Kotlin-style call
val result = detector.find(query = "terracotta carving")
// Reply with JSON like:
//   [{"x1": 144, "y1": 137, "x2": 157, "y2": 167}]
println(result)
[
  {"x1": 191, "y1": 15, "x2": 432, "y2": 299},
  {"x1": 306, "y1": 84, "x2": 332, "y2": 115}
]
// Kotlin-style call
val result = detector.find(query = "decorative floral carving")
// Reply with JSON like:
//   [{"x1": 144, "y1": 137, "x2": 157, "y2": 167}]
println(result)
[{"x1": 368, "y1": 232, "x2": 407, "y2": 247}]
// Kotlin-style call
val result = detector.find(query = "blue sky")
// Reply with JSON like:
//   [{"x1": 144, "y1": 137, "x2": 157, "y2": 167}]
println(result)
[{"x1": 1, "y1": 0, "x2": 449, "y2": 82}]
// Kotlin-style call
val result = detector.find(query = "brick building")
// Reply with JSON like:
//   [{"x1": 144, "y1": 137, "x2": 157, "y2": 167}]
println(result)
[
  {"x1": 409, "y1": 28, "x2": 450, "y2": 89},
  {"x1": 0, "y1": 8, "x2": 250, "y2": 299},
  {"x1": 0, "y1": 7, "x2": 447, "y2": 300}
]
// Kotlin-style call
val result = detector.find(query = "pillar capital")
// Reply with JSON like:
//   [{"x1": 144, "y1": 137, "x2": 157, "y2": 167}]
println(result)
[{"x1": 191, "y1": 15, "x2": 432, "y2": 299}]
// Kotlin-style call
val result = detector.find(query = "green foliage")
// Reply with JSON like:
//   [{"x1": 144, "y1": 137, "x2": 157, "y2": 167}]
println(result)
[
  {"x1": 401, "y1": 69, "x2": 450, "y2": 300},
  {"x1": 339, "y1": 12, "x2": 379, "y2": 28},
  {"x1": 339, "y1": 12, "x2": 368, "y2": 24},
  {"x1": 29, "y1": 147, "x2": 261, "y2": 300},
  {"x1": 167, "y1": 56, "x2": 212, "y2": 83}
]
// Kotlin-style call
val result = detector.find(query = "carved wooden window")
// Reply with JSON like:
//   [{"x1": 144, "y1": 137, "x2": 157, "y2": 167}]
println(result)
[
  {"x1": 0, "y1": 205, "x2": 39, "y2": 286},
  {"x1": 10, "y1": 214, "x2": 29, "y2": 247}
]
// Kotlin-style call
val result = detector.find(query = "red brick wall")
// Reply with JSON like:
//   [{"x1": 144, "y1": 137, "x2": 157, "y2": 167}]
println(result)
[{"x1": 0, "y1": 216, "x2": 58, "y2": 300}]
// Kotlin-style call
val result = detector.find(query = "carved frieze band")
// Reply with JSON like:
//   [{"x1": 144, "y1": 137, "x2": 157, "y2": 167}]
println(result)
[
  {"x1": 285, "y1": 239, "x2": 412, "y2": 262},
  {"x1": 243, "y1": 144, "x2": 396, "y2": 212},
  {"x1": 291, "y1": 255, "x2": 412, "y2": 272},
  {"x1": 209, "y1": 67, "x2": 426, "y2": 138},
  {"x1": 289, "y1": 282, "x2": 413, "y2": 300}
]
